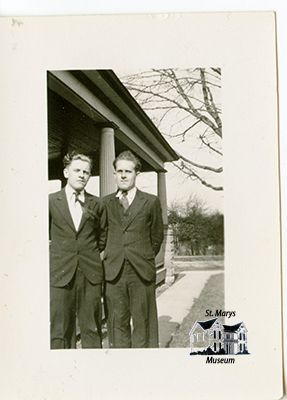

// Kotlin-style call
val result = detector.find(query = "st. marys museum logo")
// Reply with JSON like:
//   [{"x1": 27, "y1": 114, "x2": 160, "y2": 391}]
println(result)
[{"x1": 189, "y1": 317, "x2": 249, "y2": 363}]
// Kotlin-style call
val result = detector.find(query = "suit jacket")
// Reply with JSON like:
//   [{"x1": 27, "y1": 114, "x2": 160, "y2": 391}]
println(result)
[
  {"x1": 49, "y1": 189, "x2": 106, "y2": 287},
  {"x1": 103, "y1": 189, "x2": 164, "y2": 282}
]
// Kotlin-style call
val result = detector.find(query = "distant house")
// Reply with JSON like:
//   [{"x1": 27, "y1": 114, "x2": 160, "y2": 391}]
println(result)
[{"x1": 189, "y1": 318, "x2": 248, "y2": 355}]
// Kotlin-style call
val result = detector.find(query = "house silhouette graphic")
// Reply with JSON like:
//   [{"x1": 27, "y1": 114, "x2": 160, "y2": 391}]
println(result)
[{"x1": 189, "y1": 318, "x2": 248, "y2": 355}]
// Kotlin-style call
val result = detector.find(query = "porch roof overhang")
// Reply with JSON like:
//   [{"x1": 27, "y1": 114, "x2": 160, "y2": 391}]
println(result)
[{"x1": 48, "y1": 70, "x2": 178, "y2": 180}]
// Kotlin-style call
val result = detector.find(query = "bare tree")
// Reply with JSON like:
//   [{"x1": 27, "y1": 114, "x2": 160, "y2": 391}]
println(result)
[{"x1": 120, "y1": 68, "x2": 222, "y2": 191}]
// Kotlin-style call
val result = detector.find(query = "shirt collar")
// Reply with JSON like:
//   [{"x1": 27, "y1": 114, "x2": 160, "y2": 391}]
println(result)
[
  {"x1": 65, "y1": 184, "x2": 85, "y2": 202},
  {"x1": 116, "y1": 187, "x2": 137, "y2": 201}
]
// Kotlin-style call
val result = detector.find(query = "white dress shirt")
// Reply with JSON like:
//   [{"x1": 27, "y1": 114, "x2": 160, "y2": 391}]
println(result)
[{"x1": 65, "y1": 184, "x2": 85, "y2": 231}]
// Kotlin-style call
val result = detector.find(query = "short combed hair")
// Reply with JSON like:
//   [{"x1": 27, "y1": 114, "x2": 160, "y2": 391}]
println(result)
[
  {"x1": 63, "y1": 151, "x2": 93, "y2": 170},
  {"x1": 113, "y1": 150, "x2": 142, "y2": 172}
]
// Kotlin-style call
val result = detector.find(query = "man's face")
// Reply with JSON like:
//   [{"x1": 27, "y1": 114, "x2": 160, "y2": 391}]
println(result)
[
  {"x1": 64, "y1": 159, "x2": 91, "y2": 192},
  {"x1": 114, "y1": 159, "x2": 139, "y2": 192}
]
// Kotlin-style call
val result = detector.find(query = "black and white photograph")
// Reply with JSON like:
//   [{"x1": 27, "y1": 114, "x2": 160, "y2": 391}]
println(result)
[
  {"x1": 0, "y1": 9, "x2": 284, "y2": 400},
  {"x1": 48, "y1": 68, "x2": 224, "y2": 349}
]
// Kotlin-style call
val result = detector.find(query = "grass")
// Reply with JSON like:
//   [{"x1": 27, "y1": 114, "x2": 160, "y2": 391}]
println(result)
[{"x1": 168, "y1": 272, "x2": 224, "y2": 347}]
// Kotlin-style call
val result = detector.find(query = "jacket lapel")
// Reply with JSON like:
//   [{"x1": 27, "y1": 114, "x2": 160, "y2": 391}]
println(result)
[
  {"x1": 109, "y1": 194, "x2": 123, "y2": 225},
  {"x1": 77, "y1": 192, "x2": 93, "y2": 233},
  {"x1": 122, "y1": 190, "x2": 147, "y2": 231},
  {"x1": 54, "y1": 189, "x2": 75, "y2": 232}
]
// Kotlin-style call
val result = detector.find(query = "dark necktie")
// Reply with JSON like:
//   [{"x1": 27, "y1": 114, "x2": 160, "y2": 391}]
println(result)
[
  {"x1": 72, "y1": 192, "x2": 83, "y2": 230},
  {"x1": 74, "y1": 192, "x2": 84, "y2": 208},
  {"x1": 119, "y1": 191, "x2": 129, "y2": 213}
]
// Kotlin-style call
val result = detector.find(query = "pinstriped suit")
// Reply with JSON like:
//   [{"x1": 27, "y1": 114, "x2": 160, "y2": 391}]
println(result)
[{"x1": 103, "y1": 189, "x2": 164, "y2": 348}]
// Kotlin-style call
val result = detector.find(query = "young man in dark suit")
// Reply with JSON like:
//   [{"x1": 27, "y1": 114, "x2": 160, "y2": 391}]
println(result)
[
  {"x1": 103, "y1": 151, "x2": 164, "y2": 348},
  {"x1": 49, "y1": 151, "x2": 106, "y2": 349}
]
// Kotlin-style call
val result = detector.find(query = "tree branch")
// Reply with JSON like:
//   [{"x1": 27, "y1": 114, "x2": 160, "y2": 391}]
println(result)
[
  {"x1": 200, "y1": 68, "x2": 222, "y2": 135},
  {"x1": 169, "y1": 69, "x2": 222, "y2": 138},
  {"x1": 210, "y1": 68, "x2": 221, "y2": 76},
  {"x1": 173, "y1": 162, "x2": 223, "y2": 191},
  {"x1": 199, "y1": 132, "x2": 223, "y2": 156},
  {"x1": 178, "y1": 153, "x2": 223, "y2": 173}
]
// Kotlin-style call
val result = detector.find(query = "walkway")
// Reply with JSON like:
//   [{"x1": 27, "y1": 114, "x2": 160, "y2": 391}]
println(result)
[{"x1": 157, "y1": 270, "x2": 222, "y2": 347}]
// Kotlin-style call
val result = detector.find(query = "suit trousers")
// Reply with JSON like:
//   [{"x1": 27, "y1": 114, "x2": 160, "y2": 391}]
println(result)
[
  {"x1": 50, "y1": 268, "x2": 102, "y2": 349},
  {"x1": 105, "y1": 260, "x2": 159, "y2": 348}
]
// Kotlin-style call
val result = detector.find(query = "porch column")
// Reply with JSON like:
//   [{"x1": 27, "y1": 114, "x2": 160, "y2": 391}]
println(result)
[
  {"x1": 99, "y1": 124, "x2": 117, "y2": 196},
  {"x1": 157, "y1": 171, "x2": 168, "y2": 225},
  {"x1": 157, "y1": 171, "x2": 175, "y2": 285}
]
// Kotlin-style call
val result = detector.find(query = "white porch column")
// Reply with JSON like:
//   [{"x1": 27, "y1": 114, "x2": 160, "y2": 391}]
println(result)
[
  {"x1": 157, "y1": 171, "x2": 175, "y2": 285},
  {"x1": 157, "y1": 171, "x2": 168, "y2": 225},
  {"x1": 99, "y1": 124, "x2": 117, "y2": 196}
]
